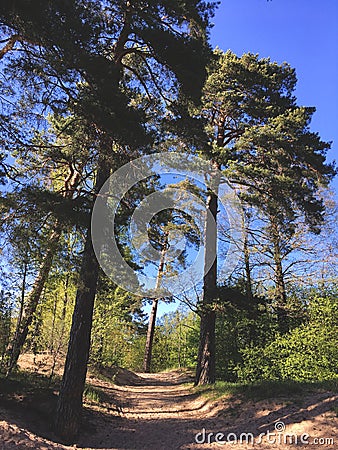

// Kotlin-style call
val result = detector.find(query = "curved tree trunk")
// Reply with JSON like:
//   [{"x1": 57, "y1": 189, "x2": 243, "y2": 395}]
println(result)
[{"x1": 5, "y1": 225, "x2": 62, "y2": 375}]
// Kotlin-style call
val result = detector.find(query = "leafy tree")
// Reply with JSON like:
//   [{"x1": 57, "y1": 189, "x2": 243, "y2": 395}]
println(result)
[
  {"x1": 142, "y1": 204, "x2": 200, "y2": 372},
  {"x1": 215, "y1": 284, "x2": 275, "y2": 381},
  {"x1": 90, "y1": 274, "x2": 145, "y2": 369},
  {"x1": 230, "y1": 106, "x2": 335, "y2": 331},
  {"x1": 150, "y1": 309, "x2": 200, "y2": 372}
]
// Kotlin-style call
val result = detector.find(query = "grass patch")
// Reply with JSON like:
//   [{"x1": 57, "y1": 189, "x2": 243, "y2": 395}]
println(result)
[
  {"x1": 194, "y1": 381, "x2": 241, "y2": 400},
  {"x1": 88, "y1": 365, "x2": 116, "y2": 383},
  {"x1": 83, "y1": 385, "x2": 105, "y2": 404},
  {"x1": 195, "y1": 379, "x2": 338, "y2": 402}
]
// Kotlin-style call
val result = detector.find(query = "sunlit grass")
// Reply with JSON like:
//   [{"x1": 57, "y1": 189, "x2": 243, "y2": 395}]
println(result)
[{"x1": 194, "y1": 379, "x2": 338, "y2": 401}]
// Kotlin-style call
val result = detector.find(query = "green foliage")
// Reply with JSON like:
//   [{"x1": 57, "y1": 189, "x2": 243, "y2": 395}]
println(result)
[
  {"x1": 89, "y1": 278, "x2": 146, "y2": 370},
  {"x1": 90, "y1": 304, "x2": 200, "y2": 373},
  {"x1": 83, "y1": 385, "x2": 104, "y2": 404},
  {"x1": 150, "y1": 310, "x2": 200, "y2": 372},
  {"x1": 202, "y1": 49, "x2": 335, "y2": 232},
  {"x1": 195, "y1": 378, "x2": 338, "y2": 402},
  {"x1": 28, "y1": 272, "x2": 77, "y2": 355},
  {"x1": 236, "y1": 293, "x2": 338, "y2": 382},
  {"x1": 0, "y1": 0, "x2": 336, "y2": 407},
  {"x1": 214, "y1": 285, "x2": 276, "y2": 381}
]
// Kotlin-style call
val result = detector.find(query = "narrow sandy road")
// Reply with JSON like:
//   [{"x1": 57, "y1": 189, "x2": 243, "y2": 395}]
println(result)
[
  {"x1": 77, "y1": 371, "x2": 337, "y2": 450},
  {"x1": 79, "y1": 371, "x2": 215, "y2": 449},
  {"x1": 1, "y1": 367, "x2": 337, "y2": 449}
]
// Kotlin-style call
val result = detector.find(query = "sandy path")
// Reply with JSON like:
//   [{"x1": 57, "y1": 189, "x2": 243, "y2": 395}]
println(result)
[
  {"x1": 1, "y1": 368, "x2": 337, "y2": 449},
  {"x1": 77, "y1": 371, "x2": 338, "y2": 450}
]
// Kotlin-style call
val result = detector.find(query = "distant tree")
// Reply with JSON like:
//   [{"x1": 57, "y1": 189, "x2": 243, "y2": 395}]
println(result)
[
  {"x1": 142, "y1": 205, "x2": 200, "y2": 373},
  {"x1": 231, "y1": 106, "x2": 335, "y2": 331}
]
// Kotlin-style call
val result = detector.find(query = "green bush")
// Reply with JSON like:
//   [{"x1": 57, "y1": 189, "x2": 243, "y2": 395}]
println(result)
[{"x1": 237, "y1": 294, "x2": 338, "y2": 383}]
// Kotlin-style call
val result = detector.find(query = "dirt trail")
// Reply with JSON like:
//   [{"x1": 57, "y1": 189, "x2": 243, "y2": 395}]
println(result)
[
  {"x1": 78, "y1": 371, "x2": 337, "y2": 450},
  {"x1": 0, "y1": 365, "x2": 337, "y2": 449},
  {"x1": 79, "y1": 371, "x2": 215, "y2": 449}
]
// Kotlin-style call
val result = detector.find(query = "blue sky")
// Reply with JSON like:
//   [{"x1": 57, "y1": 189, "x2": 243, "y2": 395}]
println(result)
[{"x1": 153, "y1": 0, "x2": 338, "y2": 319}]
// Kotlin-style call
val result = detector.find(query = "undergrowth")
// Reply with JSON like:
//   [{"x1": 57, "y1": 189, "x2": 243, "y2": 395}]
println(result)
[{"x1": 194, "y1": 379, "x2": 338, "y2": 401}]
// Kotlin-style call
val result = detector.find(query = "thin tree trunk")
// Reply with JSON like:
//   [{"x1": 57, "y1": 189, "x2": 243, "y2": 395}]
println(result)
[
  {"x1": 5, "y1": 167, "x2": 81, "y2": 375},
  {"x1": 50, "y1": 292, "x2": 58, "y2": 353},
  {"x1": 143, "y1": 233, "x2": 167, "y2": 373},
  {"x1": 195, "y1": 163, "x2": 219, "y2": 385},
  {"x1": 54, "y1": 154, "x2": 110, "y2": 443},
  {"x1": 6, "y1": 228, "x2": 61, "y2": 375},
  {"x1": 143, "y1": 298, "x2": 159, "y2": 373},
  {"x1": 50, "y1": 273, "x2": 70, "y2": 382},
  {"x1": 243, "y1": 224, "x2": 253, "y2": 304},
  {"x1": 61, "y1": 273, "x2": 70, "y2": 324},
  {"x1": 6, "y1": 254, "x2": 28, "y2": 372}
]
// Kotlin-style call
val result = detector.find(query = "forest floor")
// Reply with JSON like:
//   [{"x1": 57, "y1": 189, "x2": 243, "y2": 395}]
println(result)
[{"x1": 0, "y1": 354, "x2": 337, "y2": 449}]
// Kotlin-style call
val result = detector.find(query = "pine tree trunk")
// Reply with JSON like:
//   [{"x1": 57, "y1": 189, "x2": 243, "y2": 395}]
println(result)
[
  {"x1": 143, "y1": 234, "x2": 167, "y2": 373},
  {"x1": 270, "y1": 218, "x2": 288, "y2": 333},
  {"x1": 242, "y1": 215, "x2": 257, "y2": 343},
  {"x1": 143, "y1": 298, "x2": 159, "y2": 373},
  {"x1": 195, "y1": 306, "x2": 216, "y2": 385},
  {"x1": 195, "y1": 164, "x2": 219, "y2": 385},
  {"x1": 54, "y1": 156, "x2": 110, "y2": 443},
  {"x1": 243, "y1": 225, "x2": 253, "y2": 304},
  {"x1": 274, "y1": 251, "x2": 288, "y2": 333}
]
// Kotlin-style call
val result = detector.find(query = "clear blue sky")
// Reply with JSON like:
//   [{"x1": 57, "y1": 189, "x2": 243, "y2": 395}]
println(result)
[{"x1": 210, "y1": 0, "x2": 338, "y2": 181}]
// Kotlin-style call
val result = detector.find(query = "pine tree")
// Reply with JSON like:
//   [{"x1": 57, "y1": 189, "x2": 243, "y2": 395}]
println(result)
[
  {"x1": 0, "y1": 0, "x2": 216, "y2": 440},
  {"x1": 195, "y1": 49, "x2": 335, "y2": 383}
]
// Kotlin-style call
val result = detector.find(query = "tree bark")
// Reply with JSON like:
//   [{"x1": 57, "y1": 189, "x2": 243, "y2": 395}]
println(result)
[
  {"x1": 143, "y1": 233, "x2": 168, "y2": 373},
  {"x1": 195, "y1": 163, "x2": 219, "y2": 385},
  {"x1": 54, "y1": 155, "x2": 110, "y2": 443},
  {"x1": 143, "y1": 298, "x2": 159, "y2": 373},
  {"x1": 270, "y1": 217, "x2": 288, "y2": 333},
  {"x1": 242, "y1": 212, "x2": 258, "y2": 343}
]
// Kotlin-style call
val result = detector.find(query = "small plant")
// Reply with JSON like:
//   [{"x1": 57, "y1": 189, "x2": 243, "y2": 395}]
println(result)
[
  {"x1": 83, "y1": 385, "x2": 104, "y2": 404},
  {"x1": 331, "y1": 405, "x2": 338, "y2": 417}
]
